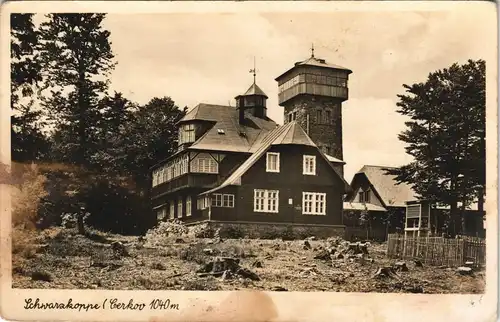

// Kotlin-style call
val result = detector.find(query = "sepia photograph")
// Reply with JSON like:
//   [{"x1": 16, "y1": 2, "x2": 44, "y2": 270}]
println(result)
[{"x1": 0, "y1": 1, "x2": 497, "y2": 321}]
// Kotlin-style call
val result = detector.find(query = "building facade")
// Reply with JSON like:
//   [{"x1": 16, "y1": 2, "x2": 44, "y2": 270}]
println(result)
[{"x1": 150, "y1": 52, "x2": 353, "y2": 238}]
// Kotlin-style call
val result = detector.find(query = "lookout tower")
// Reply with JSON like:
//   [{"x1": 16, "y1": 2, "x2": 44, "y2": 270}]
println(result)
[{"x1": 275, "y1": 46, "x2": 352, "y2": 167}]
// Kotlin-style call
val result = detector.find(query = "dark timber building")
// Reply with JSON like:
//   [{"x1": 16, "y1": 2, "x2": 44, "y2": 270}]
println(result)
[{"x1": 150, "y1": 50, "x2": 353, "y2": 238}]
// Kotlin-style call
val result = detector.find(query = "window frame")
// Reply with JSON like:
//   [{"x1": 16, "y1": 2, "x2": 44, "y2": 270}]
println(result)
[
  {"x1": 303, "y1": 155, "x2": 316, "y2": 175},
  {"x1": 211, "y1": 194, "x2": 235, "y2": 208},
  {"x1": 186, "y1": 196, "x2": 192, "y2": 216},
  {"x1": 170, "y1": 202, "x2": 175, "y2": 218},
  {"x1": 177, "y1": 199, "x2": 183, "y2": 218},
  {"x1": 253, "y1": 189, "x2": 279, "y2": 213},
  {"x1": 302, "y1": 192, "x2": 327, "y2": 215},
  {"x1": 266, "y1": 152, "x2": 280, "y2": 173}
]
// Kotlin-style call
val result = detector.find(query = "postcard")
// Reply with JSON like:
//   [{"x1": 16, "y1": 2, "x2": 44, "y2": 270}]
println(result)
[{"x1": 0, "y1": 1, "x2": 497, "y2": 321}]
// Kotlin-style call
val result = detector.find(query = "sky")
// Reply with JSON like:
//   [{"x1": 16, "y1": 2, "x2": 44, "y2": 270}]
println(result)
[{"x1": 32, "y1": 6, "x2": 494, "y2": 182}]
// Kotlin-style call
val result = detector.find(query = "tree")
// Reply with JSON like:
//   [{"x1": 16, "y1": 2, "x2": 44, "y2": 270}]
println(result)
[
  {"x1": 93, "y1": 92, "x2": 135, "y2": 172},
  {"x1": 10, "y1": 13, "x2": 49, "y2": 162},
  {"x1": 122, "y1": 97, "x2": 186, "y2": 190},
  {"x1": 39, "y1": 13, "x2": 115, "y2": 167},
  {"x1": 387, "y1": 60, "x2": 486, "y2": 236},
  {"x1": 38, "y1": 13, "x2": 116, "y2": 234}
]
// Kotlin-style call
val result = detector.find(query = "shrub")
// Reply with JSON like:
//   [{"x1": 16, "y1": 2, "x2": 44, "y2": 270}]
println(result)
[
  {"x1": 178, "y1": 244, "x2": 208, "y2": 264},
  {"x1": 10, "y1": 164, "x2": 48, "y2": 266},
  {"x1": 11, "y1": 163, "x2": 48, "y2": 229}
]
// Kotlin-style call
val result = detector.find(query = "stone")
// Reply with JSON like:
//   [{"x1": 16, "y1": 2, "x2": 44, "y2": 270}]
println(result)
[
  {"x1": 203, "y1": 248, "x2": 214, "y2": 255},
  {"x1": 464, "y1": 261, "x2": 474, "y2": 268},
  {"x1": 221, "y1": 270, "x2": 233, "y2": 281},
  {"x1": 394, "y1": 261, "x2": 409, "y2": 272},
  {"x1": 272, "y1": 286, "x2": 288, "y2": 291},
  {"x1": 31, "y1": 270, "x2": 53, "y2": 282},
  {"x1": 303, "y1": 240, "x2": 312, "y2": 250},
  {"x1": 457, "y1": 267, "x2": 473, "y2": 275},
  {"x1": 252, "y1": 260, "x2": 263, "y2": 268},
  {"x1": 236, "y1": 267, "x2": 260, "y2": 281},
  {"x1": 414, "y1": 260, "x2": 423, "y2": 267},
  {"x1": 111, "y1": 241, "x2": 130, "y2": 256},
  {"x1": 313, "y1": 250, "x2": 331, "y2": 261}
]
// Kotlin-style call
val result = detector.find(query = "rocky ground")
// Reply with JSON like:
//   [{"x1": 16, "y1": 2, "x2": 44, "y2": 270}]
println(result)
[{"x1": 12, "y1": 224, "x2": 485, "y2": 293}]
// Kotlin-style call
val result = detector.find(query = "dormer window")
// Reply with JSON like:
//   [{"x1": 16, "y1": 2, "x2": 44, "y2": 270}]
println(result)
[
  {"x1": 179, "y1": 123, "x2": 195, "y2": 145},
  {"x1": 217, "y1": 129, "x2": 225, "y2": 135}
]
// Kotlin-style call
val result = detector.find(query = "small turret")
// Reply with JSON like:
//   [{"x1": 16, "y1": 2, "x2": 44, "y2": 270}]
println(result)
[{"x1": 235, "y1": 57, "x2": 268, "y2": 124}]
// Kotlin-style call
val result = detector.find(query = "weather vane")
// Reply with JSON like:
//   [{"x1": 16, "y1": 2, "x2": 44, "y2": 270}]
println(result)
[
  {"x1": 249, "y1": 56, "x2": 257, "y2": 83},
  {"x1": 311, "y1": 43, "x2": 315, "y2": 58}
]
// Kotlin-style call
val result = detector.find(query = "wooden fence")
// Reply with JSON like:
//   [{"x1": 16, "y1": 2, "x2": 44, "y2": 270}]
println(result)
[{"x1": 386, "y1": 234, "x2": 486, "y2": 267}]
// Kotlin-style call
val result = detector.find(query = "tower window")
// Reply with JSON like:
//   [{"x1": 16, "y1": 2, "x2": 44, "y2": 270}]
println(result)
[
  {"x1": 326, "y1": 110, "x2": 332, "y2": 124},
  {"x1": 316, "y1": 110, "x2": 323, "y2": 123}
]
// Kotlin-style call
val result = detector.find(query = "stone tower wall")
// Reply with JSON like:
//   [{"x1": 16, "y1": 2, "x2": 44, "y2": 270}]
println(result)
[{"x1": 283, "y1": 94, "x2": 344, "y2": 162}]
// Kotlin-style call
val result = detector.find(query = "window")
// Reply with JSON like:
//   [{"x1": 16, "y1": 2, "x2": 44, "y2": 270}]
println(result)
[
  {"x1": 179, "y1": 124, "x2": 195, "y2": 145},
  {"x1": 196, "y1": 157, "x2": 218, "y2": 174},
  {"x1": 326, "y1": 110, "x2": 332, "y2": 124},
  {"x1": 303, "y1": 155, "x2": 316, "y2": 175},
  {"x1": 254, "y1": 189, "x2": 279, "y2": 213},
  {"x1": 212, "y1": 194, "x2": 222, "y2": 207},
  {"x1": 223, "y1": 194, "x2": 235, "y2": 207},
  {"x1": 211, "y1": 194, "x2": 235, "y2": 208},
  {"x1": 186, "y1": 196, "x2": 192, "y2": 216},
  {"x1": 197, "y1": 196, "x2": 210, "y2": 210},
  {"x1": 152, "y1": 170, "x2": 158, "y2": 187},
  {"x1": 359, "y1": 190, "x2": 371, "y2": 203},
  {"x1": 302, "y1": 192, "x2": 326, "y2": 215},
  {"x1": 170, "y1": 202, "x2": 175, "y2": 218},
  {"x1": 266, "y1": 152, "x2": 280, "y2": 173},
  {"x1": 177, "y1": 199, "x2": 183, "y2": 218},
  {"x1": 156, "y1": 207, "x2": 166, "y2": 221},
  {"x1": 316, "y1": 110, "x2": 323, "y2": 123}
]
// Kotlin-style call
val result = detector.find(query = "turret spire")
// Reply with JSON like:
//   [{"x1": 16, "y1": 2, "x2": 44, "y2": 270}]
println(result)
[{"x1": 249, "y1": 56, "x2": 257, "y2": 84}]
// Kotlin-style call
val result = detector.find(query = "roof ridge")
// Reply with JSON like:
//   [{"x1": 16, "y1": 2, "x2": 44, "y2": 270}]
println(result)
[{"x1": 201, "y1": 123, "x2": 292, "y2": 194}]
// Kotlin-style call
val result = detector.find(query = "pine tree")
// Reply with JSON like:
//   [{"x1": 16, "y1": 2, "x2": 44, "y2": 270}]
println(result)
[
  {"x1": 38, "y1": 14, "x2": 115, "y2": 234},
  {"x1": 39, "y1": 13, "x2": 115, "y2": 168},
  {"x1": 11, "y1": 13, "x2": 48, "y2": 162},
  {"x1": 388, "y1": 60, "x2": 486, "y2": 236}
]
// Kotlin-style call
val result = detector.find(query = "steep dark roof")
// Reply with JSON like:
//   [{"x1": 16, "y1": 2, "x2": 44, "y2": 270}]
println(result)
[
  {"x1": 241, "y1": 83, "x2": 268, "y2": 98},
  {"x1": 180, "y1": 103, "x2": 277, "y2": 153},
  {"x1": 275, "y1": 56, "x2": 352, "y2": 81},
  {"x1": 202, "y1": 121, "x2": 351, "y2": 195},
  {"x1": 351, "y1": 165, "x2": 417, "y2": 207}
]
